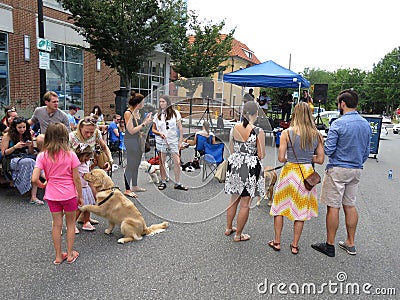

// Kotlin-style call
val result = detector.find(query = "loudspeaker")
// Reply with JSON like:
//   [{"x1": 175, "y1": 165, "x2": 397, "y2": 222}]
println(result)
[
  {"x1": 114, "y1": 89, "x2": 130, "y2": 116},
  {"x1": 313, "y1": 84, "x2": 328, "y2": 104},
  {"x1": 202, "y1": 81, "x2": 214, "y2": 99}
]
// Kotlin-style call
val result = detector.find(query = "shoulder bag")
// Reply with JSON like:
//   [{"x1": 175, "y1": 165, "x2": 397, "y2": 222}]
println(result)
[
  {"x1": 288, "y1": 131, "x2": 321, "y2": 191},
  {"x1": 131, "y1": 111, "x2": 150, "y2": 153},
  {"x1": 94, "y1": 131, "x2": 109, "y2": 169}
]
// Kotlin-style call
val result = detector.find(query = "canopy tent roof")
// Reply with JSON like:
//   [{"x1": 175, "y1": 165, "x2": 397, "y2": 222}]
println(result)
[{"x1": 223, "y1": 60, "x2": 310, "y2": 88}]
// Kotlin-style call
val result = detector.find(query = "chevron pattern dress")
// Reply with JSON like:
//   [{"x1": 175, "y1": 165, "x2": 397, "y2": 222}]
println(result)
[{"x1": 270, "y1": 162, "x2": 318, "y2": 221}]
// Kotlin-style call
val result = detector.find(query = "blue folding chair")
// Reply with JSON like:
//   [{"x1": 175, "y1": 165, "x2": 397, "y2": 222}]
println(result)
[
  {"x1": 202, "y1": 142, "x2": 224, "y2": 181},
  {"x1": 195, "y1": 134, "x2": 213, "y2": 157}
]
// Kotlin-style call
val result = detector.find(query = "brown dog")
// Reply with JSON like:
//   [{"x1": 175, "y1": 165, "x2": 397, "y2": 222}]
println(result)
[
  {"x1": 256, "y1": 166, "x2": 278, "y2": 207},
  {"x1": 81, "y1": 169, "x2": 169, "y2": 244}
]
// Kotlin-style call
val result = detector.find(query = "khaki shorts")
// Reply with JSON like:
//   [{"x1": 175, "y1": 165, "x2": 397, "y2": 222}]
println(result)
[{"x1": 320, "y1": 167, "x2": 362, "y2": 208}]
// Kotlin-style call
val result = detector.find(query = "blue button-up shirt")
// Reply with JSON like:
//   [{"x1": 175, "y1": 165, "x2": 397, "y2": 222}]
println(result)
[{"x1": 325, "y1": 111, "x2": 372, "y2": 169}]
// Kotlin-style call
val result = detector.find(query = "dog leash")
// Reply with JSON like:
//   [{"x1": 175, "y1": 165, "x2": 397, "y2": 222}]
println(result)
[{"x1": 264, "y1": 165, "x2": 285, "y2": 172}]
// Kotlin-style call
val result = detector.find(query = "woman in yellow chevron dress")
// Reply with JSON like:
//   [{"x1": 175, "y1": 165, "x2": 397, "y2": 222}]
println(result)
[{"x1": 269, "y1": 102, "x2": 324, "y2": 254}]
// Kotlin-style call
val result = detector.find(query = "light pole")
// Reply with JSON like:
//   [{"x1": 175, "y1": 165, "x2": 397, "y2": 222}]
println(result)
[{"x1": 38, "y1": 0, "x2": 46, "y2": 106}]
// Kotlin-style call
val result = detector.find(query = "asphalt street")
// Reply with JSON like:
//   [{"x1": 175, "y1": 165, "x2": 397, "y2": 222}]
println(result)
[{"x1": 0, "y1": 132, "x2": 399, "y2": 299}]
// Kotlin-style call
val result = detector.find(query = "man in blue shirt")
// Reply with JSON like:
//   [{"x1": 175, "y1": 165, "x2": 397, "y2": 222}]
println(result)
[
  {"x1": 312, "y1": 89, "x2": 371, "y2": 257},
  {"x1": 66, "y1": 104, "x2": 80, "y2": 130},
  {"x1": 107, "y1": 114, "x2": 121, "y2": 151}
]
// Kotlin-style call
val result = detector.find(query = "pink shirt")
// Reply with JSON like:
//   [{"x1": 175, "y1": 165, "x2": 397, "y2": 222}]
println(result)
[{"x1": 35, "y1": 150, "x2": 81, "y2": 201}]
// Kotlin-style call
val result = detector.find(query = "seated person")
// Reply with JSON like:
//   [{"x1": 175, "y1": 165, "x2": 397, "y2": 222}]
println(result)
[
  {"x1": 1, "y1": 117, "x2": 43, "y2": 204},
  {"x1": 107, "y1": 114, "x2": 121, "y2": 152},
  {"x1": 184, "y1": 121, "x2": 216, "y2": 155}
]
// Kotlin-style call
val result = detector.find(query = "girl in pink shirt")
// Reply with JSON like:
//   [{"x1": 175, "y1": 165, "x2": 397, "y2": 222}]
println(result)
[{"x1": 32, "y1": 123, "x2": 83, "y2": 265}]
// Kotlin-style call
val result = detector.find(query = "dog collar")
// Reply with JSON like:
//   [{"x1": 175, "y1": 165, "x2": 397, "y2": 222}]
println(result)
[{"x1": 147, "y1": 165, "x2": 152, "y2": 173}]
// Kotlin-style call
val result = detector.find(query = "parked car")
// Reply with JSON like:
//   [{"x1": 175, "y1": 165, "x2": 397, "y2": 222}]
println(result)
[
  {"x1": 381, "y1": 115, "x2": 392, "y2": 124},
  {"x1": 393, "y1": 123, "x2": 400, "y2": 134}
]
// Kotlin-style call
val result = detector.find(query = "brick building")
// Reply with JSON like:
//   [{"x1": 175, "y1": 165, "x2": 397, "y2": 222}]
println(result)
[{"x1": 0, "y1": 0, "x2": 170, "y2": 120}]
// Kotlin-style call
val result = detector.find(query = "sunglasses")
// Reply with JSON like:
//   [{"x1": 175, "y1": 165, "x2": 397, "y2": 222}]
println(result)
[
  {"x1": 13, "y1": 117, "x2": 25, "y2": 124},
  {"x1": 166, "y1": 121, "x2": 169, "y2": 130},
  {"x1": 82, "y1": 117, "x2": 97, "y2": 125},
  {"x1": 7, "y1": 107, "x2": 16, "y2": 113}
]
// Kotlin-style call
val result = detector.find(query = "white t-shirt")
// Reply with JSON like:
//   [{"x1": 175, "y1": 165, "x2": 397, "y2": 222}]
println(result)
[{"x1": 153, "y1": 110, "x2": 181, "y2": 145}]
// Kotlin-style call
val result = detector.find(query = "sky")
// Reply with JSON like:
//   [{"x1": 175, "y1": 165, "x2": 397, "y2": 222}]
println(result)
[{"x1": 187, "y1": 0, "x2": 399, "y2": 73}]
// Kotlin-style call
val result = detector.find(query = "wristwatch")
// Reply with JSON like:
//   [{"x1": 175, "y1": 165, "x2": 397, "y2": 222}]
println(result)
[{"x1": 141, "y1": 123, "x2": 145, "y2": 127}]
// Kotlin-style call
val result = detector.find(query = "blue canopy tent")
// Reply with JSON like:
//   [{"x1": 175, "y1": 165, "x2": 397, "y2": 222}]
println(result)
[{"x1": 223, "y1": 60, "x2": 310, "y2": 97}]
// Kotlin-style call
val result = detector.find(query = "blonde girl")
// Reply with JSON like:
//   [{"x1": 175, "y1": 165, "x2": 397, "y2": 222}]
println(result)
[{"x1": 32, "y1": 123, "x2": 83, "y2": 265}]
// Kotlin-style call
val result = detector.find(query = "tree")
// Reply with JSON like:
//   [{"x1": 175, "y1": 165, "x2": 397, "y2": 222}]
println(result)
[
  {"x1": 365, "y1": 47, "x2": 400, "y2": 115},
  {"x1": 170, "y1": 13, "x2": 235, "y2": 97},
  {"x1": 57, "y1": 0, "x2": 186, "y2": 90}
]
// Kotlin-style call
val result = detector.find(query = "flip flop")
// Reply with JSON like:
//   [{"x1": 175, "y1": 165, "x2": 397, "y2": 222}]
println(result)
[
  {"x1": 124, "y1": 191, "x2": 138, "y2": 198},
  {"x1": 233, "y1": 233, "x2": 251, "y2": 242},
  {"x1": 67, "y1": 251, "x2": 79, "y2": 264},
  {"x1": 224, "y1": 227, "x2": 237, "y2": 236},
  {"x1": 53, "y1": 252, "x2": 68, "y2": 265}
]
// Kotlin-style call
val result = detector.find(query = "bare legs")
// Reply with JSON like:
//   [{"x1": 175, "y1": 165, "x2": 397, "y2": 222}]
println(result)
[
  {"x1": 271, "y1": 216, "x2": 304, "y2": 252},
  {"x1": 326, "y1": 205, "x2": 358, "y2": 246},
  {"x1": 51, "y1": 210, "x2": 77, "y2": 263},
  {"x1": 226, "y1": 194, "x2": 251, "y2": 239}
]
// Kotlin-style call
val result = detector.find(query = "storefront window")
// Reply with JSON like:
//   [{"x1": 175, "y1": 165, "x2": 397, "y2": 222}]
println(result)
[
  {"x1": 47, "y1": 43, "x2": 83, "y2": 110},
  {"x1": 0, "y1": 33, "x2": 9, "y2": 109}
]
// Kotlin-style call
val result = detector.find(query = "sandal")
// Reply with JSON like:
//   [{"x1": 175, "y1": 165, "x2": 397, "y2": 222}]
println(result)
[
  {"x1": 290, "y1": 244, "x2": 299, "y2": 255},
  {"x1": 224, "y1": 227, "x2": 237, "y2": 236},
  {"x1": 133, "y1": 187, "x2": 146, "y2": 192},
  {"x1": 233, "y1": 233, "x2": 251, "y2": 242},
  {"x1": 53, "y1": 252, "x2": 68, "y2": 265},
  {"x1": 158, "y1": 183, "x2": 167, "y2": 190},
  {"x1": 67, "y1": 251, "x2": 79, "y2": 264},
  {"x1": 268, "y1": 240, "x2": 281, "y2": 251},
  {"x1": 124, "y1": 191, "x2": 138, "y2": 198},
  {"x1": 174, "y1": 184, "x2": 188, "y2": 191}
]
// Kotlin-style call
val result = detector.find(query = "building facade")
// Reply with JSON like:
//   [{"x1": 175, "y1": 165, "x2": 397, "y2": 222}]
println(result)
[{"x1": 0, "y1": 0, "x2": 170, "y2": 120}]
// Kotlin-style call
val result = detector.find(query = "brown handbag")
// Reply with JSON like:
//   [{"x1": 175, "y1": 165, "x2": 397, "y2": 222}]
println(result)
[{"x1": 288, "y1": 131, "x2": 321, "y2": 191}]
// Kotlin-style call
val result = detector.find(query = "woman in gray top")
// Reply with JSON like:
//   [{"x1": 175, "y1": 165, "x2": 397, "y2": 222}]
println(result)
[
  {"x1": 269, "y1": 102, "x2": 324, "y2": 254},
  {"x1": 123, "y1": 92, "x2": 153, "y2": 198}
]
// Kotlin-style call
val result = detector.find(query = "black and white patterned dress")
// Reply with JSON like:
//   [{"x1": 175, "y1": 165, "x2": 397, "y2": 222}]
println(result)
[{"x1": 224, "y1": 127, "x2": 265, "y2": 198}]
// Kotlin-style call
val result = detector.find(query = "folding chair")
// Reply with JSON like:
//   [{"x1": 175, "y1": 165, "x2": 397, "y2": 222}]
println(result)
[
  {"x1": 195, "y1": 134, "x2": 213, "y2": 157},
  {"x1": 202, "y1": 142, "x2": 224, "y2": 181}
]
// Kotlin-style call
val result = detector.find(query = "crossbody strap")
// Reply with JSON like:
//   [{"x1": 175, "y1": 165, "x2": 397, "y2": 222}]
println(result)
[{"x1": 287, "y1": 130, "x2": 307, "y2": 181}]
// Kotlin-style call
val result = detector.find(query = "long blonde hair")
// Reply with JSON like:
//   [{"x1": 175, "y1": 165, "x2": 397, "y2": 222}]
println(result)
[
  {"x1": 43, "y1": 123, "x2": 71, "y2": 161},
  {"x1": 290, "y1": 102, "x2": 320, "y2": 150}
]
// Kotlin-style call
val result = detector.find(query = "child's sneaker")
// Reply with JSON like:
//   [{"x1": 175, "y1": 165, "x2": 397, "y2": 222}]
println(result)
[{"x1": 82, "y1": 222, "x2": 95, "y2": 231}]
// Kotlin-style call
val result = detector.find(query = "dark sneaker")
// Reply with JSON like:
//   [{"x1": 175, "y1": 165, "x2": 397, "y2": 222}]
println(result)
[
  {"x1": 338, "y1": 241, "x2": 356, "y2": 255},
  {"x1": 311, "y1": 242, "x2": 335, "y2": 257}
]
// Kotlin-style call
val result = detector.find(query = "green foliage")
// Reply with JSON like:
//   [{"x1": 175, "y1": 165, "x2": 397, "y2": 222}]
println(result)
[
  {"x1": 57, "y1": 0, "x2": 186, "y2": 88},
  {"x1": 171, "y1": 13, "x2": 235, "y2": 79}
]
